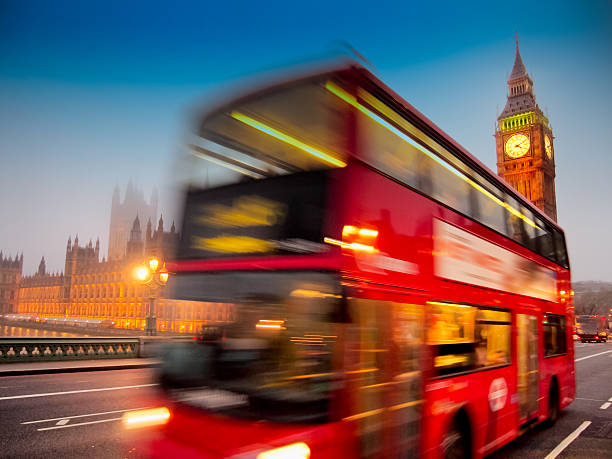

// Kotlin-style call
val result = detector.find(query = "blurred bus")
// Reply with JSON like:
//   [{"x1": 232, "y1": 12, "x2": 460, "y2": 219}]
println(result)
[
  {"x1": 135, "y1": 60, "x2": 574, "y2": 458},
  {"x1": 575, "y1": 315, "x2": 608, "y2": 343}
]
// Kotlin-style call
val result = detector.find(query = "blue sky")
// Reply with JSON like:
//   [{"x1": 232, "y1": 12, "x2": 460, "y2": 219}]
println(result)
[{"x1": 1, "y1": 1, "x2": 611, "y2": 281}]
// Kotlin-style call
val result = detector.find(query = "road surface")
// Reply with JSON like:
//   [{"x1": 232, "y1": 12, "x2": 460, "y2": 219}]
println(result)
[
  {"x1": 0, "y1": 342, "x2": 611, "y2": 458},
  {"x1": 491, "y1": 341, "x2": 612, "y2": 458}
]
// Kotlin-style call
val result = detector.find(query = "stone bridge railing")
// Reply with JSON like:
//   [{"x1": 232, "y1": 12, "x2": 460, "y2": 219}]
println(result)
[{"x1": 0, "y1": 337, "x2": 141, "y2": 363}]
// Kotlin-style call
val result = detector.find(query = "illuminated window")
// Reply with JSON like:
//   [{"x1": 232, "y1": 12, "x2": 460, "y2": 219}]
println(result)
[
  {"x1": 475, "y1": 309, "x2": 511, "y2": 367},
  {"x1": 428, "y1": 302, "x2": 510, "y2": 376}
]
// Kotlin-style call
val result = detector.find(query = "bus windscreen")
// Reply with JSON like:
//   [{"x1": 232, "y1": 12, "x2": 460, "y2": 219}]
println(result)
[{"x1": 178, "y1": 171, "x2": 331, "y2": 259}]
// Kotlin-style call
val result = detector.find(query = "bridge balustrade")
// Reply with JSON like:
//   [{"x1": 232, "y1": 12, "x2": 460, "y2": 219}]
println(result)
[{"x1": 0, "y1": 337, "x2": 140, "y2": 362}]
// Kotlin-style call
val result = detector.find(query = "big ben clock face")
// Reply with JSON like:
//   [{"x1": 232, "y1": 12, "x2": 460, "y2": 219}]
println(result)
[
  {"x1": 545, "y1": 135, "x2": 553, "y2": 159},
  {"x1": 505, "y1": 134, "x2": 530, "y2": 159}
]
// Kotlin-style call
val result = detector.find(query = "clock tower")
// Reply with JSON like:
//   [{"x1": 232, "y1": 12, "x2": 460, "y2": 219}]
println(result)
[{"x1": 495, "y1": 41, "x2": 557, "y2": 221}]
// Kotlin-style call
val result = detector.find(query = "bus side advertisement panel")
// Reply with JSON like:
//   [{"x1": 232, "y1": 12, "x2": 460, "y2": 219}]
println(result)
[{"x1": 433, "y1": 219, "x2": 557, "y2": 302}]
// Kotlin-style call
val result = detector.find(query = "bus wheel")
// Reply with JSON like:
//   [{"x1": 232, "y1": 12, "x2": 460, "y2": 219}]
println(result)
[
  {"x1": 545, "y1": 379, "x2": 559, "y2": 427},
  {"x1": 442, "y1": 417, "x2": 470, "y2": 459}
]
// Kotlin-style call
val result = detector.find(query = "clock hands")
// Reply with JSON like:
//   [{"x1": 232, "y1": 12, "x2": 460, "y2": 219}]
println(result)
[{"x1": 505, "y1": 134, "x2": 530, "y2": 158}]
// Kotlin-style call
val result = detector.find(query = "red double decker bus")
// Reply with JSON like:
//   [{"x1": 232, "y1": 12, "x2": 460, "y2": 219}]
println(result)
[{"x1": 129, "y1": 60, "x2": 574, "y2": 458}]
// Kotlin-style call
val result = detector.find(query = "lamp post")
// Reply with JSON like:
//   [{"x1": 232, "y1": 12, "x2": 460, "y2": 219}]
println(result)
[{"x1": 134, "y1": 257, "x2": 169, "y2": 336}]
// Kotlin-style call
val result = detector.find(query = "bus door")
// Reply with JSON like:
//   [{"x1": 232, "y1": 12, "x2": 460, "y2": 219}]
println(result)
[
  {"x1": 517, "y1": 314, "x2": 539, "y2": 420},
  {"x1": 344, "y1": 295, "x2": 423, "y2": 458}
]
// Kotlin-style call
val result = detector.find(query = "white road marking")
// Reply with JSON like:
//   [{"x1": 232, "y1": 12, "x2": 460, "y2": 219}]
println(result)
[
  {"x1": 575, "y1": 398, "x2": 605, "y2": 402},
  {"x1": 55, "y1": 419, "x2": 69, "y2": 426},
  {"x1": 22, "y1": 407, "x2": 150, "y2": 424},
  {"x1": 609, "y1": 397, "x2": 612, "y2": 402},
  {"x1": 544, "y1": 421, "x2": 591, "y2": 459},
  {"x1": 37, "y1": 417, "x2": 122, "y2": 431},
  {"x1": 0, "y1": 383, "x2": 157, "y2": 401},
  {"x1": 574, "y1": 350, "x2": 612, "y2": 362},
  {"x1": 600, "y1": 402, "x2": 611, "y2": 410}
]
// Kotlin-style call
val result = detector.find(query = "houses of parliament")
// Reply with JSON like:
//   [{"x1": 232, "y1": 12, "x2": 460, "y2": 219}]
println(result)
[{"x1": 1, "y1": 183, "x2": 228, "y2": 335}]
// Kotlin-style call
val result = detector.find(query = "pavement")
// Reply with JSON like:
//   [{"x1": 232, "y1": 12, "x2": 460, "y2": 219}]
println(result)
[{"x1": 0, "y1": 358, "x2": 159, "y2": 377}]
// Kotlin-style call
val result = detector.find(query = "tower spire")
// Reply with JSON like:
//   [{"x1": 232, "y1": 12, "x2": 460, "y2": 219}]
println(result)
[
  {"x1": 515, "y1": 30, "x2": 519, "y2": 51},
  {"x1": 499, "y1": 40, "x2": 537, "y2": 118},
  {"x1": 130, "y1": 214, "x2": 142, "y2": 241},
  {"x1": 509, "y1": 39, "x2": 528, "y2": 81},
  {"x1": 145, "y1": 218, "x2": 151, "y2": 243},
  {"x1": 38, "y1": 256, "x2": 46, "y2": 276}
]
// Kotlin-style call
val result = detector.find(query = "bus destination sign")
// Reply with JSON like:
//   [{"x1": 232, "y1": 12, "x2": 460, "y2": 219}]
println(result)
[{"x1": 178, "y1": 172, "x2": 330, "y2": 259}]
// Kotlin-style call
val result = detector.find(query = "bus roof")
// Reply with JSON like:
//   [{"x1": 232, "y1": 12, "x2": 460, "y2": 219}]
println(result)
[{"x1": 192, "y1": 59, "x2": 562, "y2": 232}]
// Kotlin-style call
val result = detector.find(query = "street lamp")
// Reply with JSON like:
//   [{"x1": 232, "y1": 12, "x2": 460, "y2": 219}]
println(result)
[{"x1": 133, "y1": 257, "x2": 169, "y2": 336}]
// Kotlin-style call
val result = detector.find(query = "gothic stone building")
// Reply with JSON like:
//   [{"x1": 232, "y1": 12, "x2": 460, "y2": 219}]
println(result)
[
  {"x1": 108, "y1": 182, "x2": 158, "y2": 261},
  {"x1": 495, "y1": 42, "x2": 557, "y2": 221},
  {"x1": 16, "y1": 216, "x2": 228, "y2": 334},
  {"x1": 0, "y1": 253, "x2": 22, "y2": 314}
]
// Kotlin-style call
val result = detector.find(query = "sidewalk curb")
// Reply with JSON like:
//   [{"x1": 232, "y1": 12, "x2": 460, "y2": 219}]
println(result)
[{"x1": 0, "y1": 362, "x2": 159, "y2": 377}]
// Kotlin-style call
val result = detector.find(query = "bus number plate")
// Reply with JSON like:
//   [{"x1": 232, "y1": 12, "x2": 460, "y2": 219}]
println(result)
[{"x1": 179, "y1": 388, "x2": 249, "y2": 410}]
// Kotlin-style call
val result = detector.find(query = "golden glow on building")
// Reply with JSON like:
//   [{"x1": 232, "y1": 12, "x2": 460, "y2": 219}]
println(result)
[{"x1": 14, "y1": 219, "x2": 220, "y2": 335}]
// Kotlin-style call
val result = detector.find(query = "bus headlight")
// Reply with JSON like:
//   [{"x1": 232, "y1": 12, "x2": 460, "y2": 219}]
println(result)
[
  {"x1": 122, "y1": 407, "x2": 170, "y2": 429},
  {"x1": 256, "y1": 442, "x2": 310, "y2": 459}
]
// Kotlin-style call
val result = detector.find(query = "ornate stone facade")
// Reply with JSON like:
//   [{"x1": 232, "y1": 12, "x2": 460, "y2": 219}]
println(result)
[
  {"x1": 0, "y1": 252, "x2": 22, "y2": 314},
  {"x1": 15, "y1": 216, "x2": 224, "y2": 335},
  {"x1": 495, "y1": 41, "x2": 558, "y2": 221}
]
